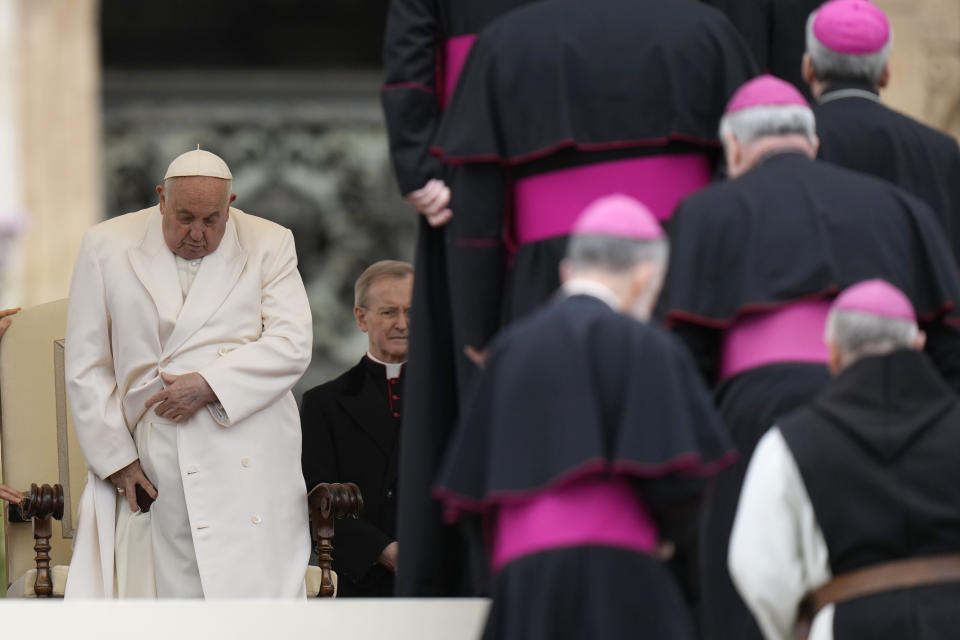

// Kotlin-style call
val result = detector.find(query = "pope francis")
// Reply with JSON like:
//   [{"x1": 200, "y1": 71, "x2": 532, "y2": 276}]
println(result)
[{"x1": 64, "y1": 149, "x2": 313, "y2": 598}]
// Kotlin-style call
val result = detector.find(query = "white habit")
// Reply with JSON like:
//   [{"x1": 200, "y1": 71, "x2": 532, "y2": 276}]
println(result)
[{"x1": 728, "y1": 427, "x2": 835, "y2": 640}]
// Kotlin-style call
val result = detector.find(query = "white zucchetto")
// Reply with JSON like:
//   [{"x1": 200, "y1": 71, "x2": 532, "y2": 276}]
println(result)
[{"x1": 163, "y1": 149, "x2": 233, "y2": 180}]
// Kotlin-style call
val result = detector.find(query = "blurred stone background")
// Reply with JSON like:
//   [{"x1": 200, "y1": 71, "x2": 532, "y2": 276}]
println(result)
[
  {"x1": 877, "y1": 0, "x2": 960, "y2": 140},
  {"x1": 1, "y1": 0, "x2": 958, "y2": 393}
]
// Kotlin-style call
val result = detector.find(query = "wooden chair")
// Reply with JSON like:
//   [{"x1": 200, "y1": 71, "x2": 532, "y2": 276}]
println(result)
[
  {"x1": 0, "y1": 299, "x2": 84, "y2": 596},
  {"x1": 6, "y1": 483, "x2": 65, "y2": 597},
  {"x1": 307, "y1": 482, "x2": 364, "y2": 597}
]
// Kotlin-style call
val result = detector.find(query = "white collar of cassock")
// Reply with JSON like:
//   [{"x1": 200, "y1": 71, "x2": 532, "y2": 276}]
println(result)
[
  {"x1": 366, "y1": 351, "x2": 405, "y2": 380},
  {"x1": 560, "y1": 278, "x2": 622, "y2": 311}
]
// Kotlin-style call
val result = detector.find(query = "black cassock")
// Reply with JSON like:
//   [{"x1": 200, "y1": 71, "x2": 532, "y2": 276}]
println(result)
[
  {"x1": 815, "y1": 81, "x2": 960, "y2": 262},
  {"x1": 660, "y1": 151, "x2": 960, "y2": 640},
  {"x1": 436, "y1": 294, "x2": 735, "y2": 640},
  {"x1": 392, "y1": 0, "x2": 755, "y2": 597},
  {"x1": 300, "y1": 357, "x2": 404, "y2": 597},
  {"x1": 381, "y1": 0, "x2": 542, "y2": 597},
  {"x1": 780, "y1": 350, "x2": 960, "y2": 638},
  {"x1": 702, "y1": 0, "x2": 821, "y2": 96},
  {"x1": 432, "y1": 0, "x2": 757, "y2": 366}
]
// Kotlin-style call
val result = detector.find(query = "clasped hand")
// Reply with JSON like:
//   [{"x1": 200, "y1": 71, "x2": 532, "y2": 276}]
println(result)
[
  {"x1": 144, "y1": 371, "x2": 217, "y2": 423},
  {"x1": 406, "y1": 179, "x2": 452, "y2": 227}
]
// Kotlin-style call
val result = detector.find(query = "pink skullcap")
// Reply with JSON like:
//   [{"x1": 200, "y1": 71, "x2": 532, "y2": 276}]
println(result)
[
  {"x1": 832, "y1": 279, "x2": 915, "y2": 322},
  {"x1": 573, "y1": 194, "x2": 663, "y2": 240},
  {"x1": 725, "y1": 75, "x2": 808, "y2": 114},
  {"x1": 813, "y1": 0, "x2": 890, "y2": 55}
]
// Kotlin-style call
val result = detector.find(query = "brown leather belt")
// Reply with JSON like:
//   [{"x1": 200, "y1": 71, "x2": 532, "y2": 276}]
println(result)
[
  {"x1": 795, "y1": 554, "x2": 960, "y2": 638},
  {"x1": 805, "y1": 553, "x2": 960, "y2": 616}
]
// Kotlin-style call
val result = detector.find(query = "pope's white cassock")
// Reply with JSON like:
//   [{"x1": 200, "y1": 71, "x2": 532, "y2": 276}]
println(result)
[{"x1": 63, "y1": 203, "x2": 313, "y2": 598}]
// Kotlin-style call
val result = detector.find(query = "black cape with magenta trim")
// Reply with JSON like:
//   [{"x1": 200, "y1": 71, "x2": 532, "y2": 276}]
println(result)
[
  {"x1": 435, "y1": 294, "x2": 734, "y2": 512},
  {"x1": 663, "y1": 153, "x2": 960, "y2": 334},
  {"x1": 433, "y1": 0, "x2": 757, "y2": 165}
]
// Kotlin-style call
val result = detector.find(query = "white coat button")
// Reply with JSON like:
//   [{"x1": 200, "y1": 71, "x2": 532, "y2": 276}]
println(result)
[
  {"x1": 196, "y1": 524, "x2": 209, "y2": 530},
  {"x1": 186, "y1": 468, "x2": 199, "y2": 476},
  {"x1": 241, "y1": 457, "x2": 250, "y2": 468},
  {"x1": 251, "y1": 515, "x2": 262, "y2": 525},
  {"x1": 190, "y1": 260, "x2": 199, "y2": 268}
]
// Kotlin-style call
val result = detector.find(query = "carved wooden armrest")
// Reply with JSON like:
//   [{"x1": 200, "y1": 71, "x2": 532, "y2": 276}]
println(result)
[
  {"x1": 307, "y1": 482, "x2": 364, "y2": 598},
  {"x1": 16, "y1": 483, "x2": 65, "y2": 598}
]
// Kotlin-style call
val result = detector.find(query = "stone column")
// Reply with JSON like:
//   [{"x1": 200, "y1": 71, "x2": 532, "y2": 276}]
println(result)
[
  {"x1": 0, "y1": 0, "x2": 25, "y2": 309},
  {"x1": 17, "y1": 0, "x2": 101, "y2": 307},
  {"x1": 876, "y1": 0, "x2": 960, "y2": 141}
]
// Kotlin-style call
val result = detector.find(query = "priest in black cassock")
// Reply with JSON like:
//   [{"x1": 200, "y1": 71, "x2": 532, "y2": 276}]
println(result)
[
  {"x1": 803, "y1": 0, "x2": 960, "y2": 261},
  {"x1": 730, "y1": 280, "x2": 960, "y2": 640},
  {"x1": 394, "y1": 0, "x2": 757, "y2": 598},
  {"x1": 435, "y1": 195, "x2": 735, "y2": 640},
  {"x1": 381, "y1": 0, "x2": 543, "y2": 597},
  {"x1": 300, "y1": 261, "x2": 413, "y2": 597},
  {"x1": 660, "y1": 74, "x2": 960, "y2": 640}
]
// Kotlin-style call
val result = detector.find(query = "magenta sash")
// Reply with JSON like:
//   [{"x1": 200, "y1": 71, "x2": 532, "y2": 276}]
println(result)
[
  {"x1": 440, "y1": 35, "x2": 478, "y2": 109},
  {"x1": 513, "y1": 154, "x2": 712, "y2": 245},
  {"x1": 490, "y1": 475, "x2": 659, "y2": 572},
  {"x1": 719, "y1": 299, "x2": 832, "y2": 381}
]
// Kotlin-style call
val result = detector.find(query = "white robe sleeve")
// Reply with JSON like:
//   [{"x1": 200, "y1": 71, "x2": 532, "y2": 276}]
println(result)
[
  {"x1": 198, "y1": 229, "x2": 312, "y2": 425},
  {"x1": 65, "y1": 231, "x2": 139, "y2": 479},
  {"x1": 728, "y1": 427, "x2": 833, "y2": 640}
]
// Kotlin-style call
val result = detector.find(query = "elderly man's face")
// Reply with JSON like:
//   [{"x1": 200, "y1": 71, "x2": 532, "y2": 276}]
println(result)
[
  {"x1": 157, "y1": 177, "x2": 235, "y2": 259},
  {"x1": 355, "y1": 275, "x2": 413, "y2": 364}
]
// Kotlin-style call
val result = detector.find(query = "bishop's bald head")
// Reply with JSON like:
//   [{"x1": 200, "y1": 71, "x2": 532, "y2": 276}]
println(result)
[{"x1": 157, "y1": 149, "x2": 237, "y2": 260}]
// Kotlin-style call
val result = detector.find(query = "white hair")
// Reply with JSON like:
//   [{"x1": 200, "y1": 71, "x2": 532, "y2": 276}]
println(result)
[
  {"x1": 718, "y1": 104, "x2": 817, "y2": 146},
  {"x1": 825, "y1": 309, "x2": 918, "y2": 365},
  {"x1": 566, "y1": 235, "x2": 669, "y2": 321},
  {"x1": 566, "y1": 234, "x2": 669, "y2": 275},
  {"x1": 805, "y1": 11, "x2": 893, "y2": 86}
]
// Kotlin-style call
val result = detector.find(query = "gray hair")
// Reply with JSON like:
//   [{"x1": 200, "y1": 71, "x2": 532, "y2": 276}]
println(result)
[
  {"x1": 354, "y1": 260, "x2": 414, "y2": 307},
  {"x1": 805, "y1": 11, "x2": 892, "y2": 86},
  {"x1": 719, "y1": 104, "x2": 817, "y2": 146},
  {"x1": 825, "y1": 309, "x2": 918, "y2": 364},
  {"x1": 565, "y1": 234, "x2": 669, "y2": 275}
]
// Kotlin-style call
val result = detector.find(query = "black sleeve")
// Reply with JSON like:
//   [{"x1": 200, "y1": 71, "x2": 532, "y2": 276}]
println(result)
[
  {"x1": 381, "y1": 0, "x2": 445, "y2": 195},
  {"x1": 299, "y1": 393, "x2": 394, "y2": 583},
  {"x1": 921, "y1": 320, "x2": 960, "y2": 394},
  {"x1": 445, "y1": 162, "x2": 508, "y2": 367}
]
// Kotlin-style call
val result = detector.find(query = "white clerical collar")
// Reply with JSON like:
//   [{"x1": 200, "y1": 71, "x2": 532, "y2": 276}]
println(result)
[
  {"x1": 561, "y1": 278, "x2": 622, "y2": 311},
  {"x1": 817, "y1": 88, "x2": 881, "y2": 105},
  {"x1": 366, "y1": 351, "x2": 405, "y2": 379}
]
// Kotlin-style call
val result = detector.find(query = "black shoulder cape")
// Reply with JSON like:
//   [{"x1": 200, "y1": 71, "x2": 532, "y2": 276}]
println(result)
[
  {"x1": 434, "y1": 295, "x2": 735, "y2": 514},
  {"x1": 663, "y1": 153, "x2": 960, "y2": 327},
  {"x1": 814, "y1": 82, "x2": 960, "y2": 262},
  {"x1": 432, "y1": 0, "x2": 759, "y2": 165}
]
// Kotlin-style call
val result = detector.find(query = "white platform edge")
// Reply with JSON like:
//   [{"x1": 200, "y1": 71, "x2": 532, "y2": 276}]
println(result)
[{"x1": 0, "y1": 598, "x2": 491, "y2": 639}]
